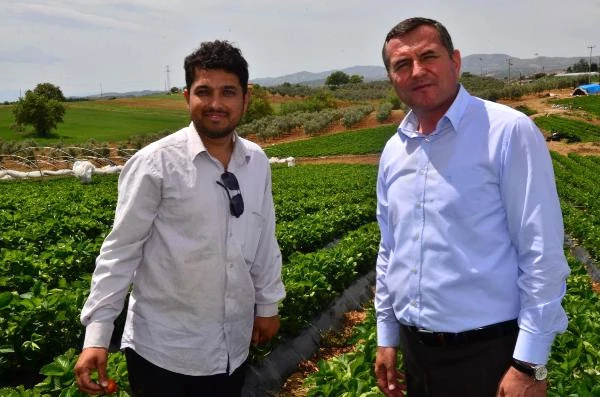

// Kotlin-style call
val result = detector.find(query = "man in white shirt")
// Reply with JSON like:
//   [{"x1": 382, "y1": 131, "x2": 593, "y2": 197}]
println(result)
[
  {"x1": 374, "y1": 18, "x2": 569, "y2": 397},
  {"x1": 74, "y1": 40, "x2": 285, "y2": 397}
]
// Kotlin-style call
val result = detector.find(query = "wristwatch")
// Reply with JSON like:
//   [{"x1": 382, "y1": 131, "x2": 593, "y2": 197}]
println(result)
[{"x1": 512, "y1": 359, "x2": 548, "y2": 381}]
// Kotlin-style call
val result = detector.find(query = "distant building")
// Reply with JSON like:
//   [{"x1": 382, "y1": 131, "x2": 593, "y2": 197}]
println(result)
[
  {"x1": 555, "y1": 72, "x2": 599, "y2": 78},
  {"x1": 572, "y1": 83, "x2": 600, "y2": 96}
]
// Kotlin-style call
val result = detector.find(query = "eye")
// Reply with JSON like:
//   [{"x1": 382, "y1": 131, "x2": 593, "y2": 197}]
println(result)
[
  {"x1": 421, "y1": 53, "x2": 439, "y2": 62},
  {"x1": 393, "y1": 60, "x2": 410, "y2": 72},
  {"x1": 223, "y1": 88, "x2": 237, "y2": 97},
  {"x1": 195, "y1": 88, "x2": 210, "y2": 96}
]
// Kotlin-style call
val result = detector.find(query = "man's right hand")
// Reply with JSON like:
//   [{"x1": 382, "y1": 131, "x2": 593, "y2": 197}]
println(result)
[
  {"x1": 74, "y1": 347, "x2": 109, "y2": 395},
  {"x1": 374, "y1": 346, "x2": 405, "y2": 397}
]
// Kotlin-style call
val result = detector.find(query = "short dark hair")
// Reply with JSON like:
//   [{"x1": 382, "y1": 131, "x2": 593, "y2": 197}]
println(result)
[
  {"x1": 184, "y1": 40, "x2": 249, "y2": 94},
  {"x1": 382, "y1": 17, "x2": 454, "y2": 70}
]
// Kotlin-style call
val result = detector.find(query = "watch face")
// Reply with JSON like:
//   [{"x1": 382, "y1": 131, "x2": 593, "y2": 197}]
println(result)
[{"x1": 534, "y1": 365, "x2": 548, "y2": 380}]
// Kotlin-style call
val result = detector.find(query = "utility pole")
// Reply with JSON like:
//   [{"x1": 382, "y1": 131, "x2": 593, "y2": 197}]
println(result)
[
  {"x1": 165, "y1": 65, "x2": 171, "y2": 92},
  {"x1": 506, "y1": 58, "x2": 513, "y2": 85},
  {"x1": 588, "y1": 45, "x2": 595, "y2": 84},
  {"x1": 479, "y1": 57, "x2": 483, "y2": 77}
]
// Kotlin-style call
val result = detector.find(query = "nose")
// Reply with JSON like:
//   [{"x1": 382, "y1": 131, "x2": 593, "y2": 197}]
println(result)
[
  {"x1": 208, "y1": 93, "x2": 225, "y2": 109},
  {"x1": 411, "y1": 60, "x2": 427, "y2": 77}
]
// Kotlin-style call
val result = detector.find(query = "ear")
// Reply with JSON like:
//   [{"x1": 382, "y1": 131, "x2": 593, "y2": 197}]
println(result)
[
  {"x1": 452, "y1": 49, "x2": 462, "y2": 79},
  {"x1": 183, "y1": 88, "x2": 190, "y2": 105}
]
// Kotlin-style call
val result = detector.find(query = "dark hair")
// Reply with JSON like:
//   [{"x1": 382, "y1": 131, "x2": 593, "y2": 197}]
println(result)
[
  {"x1": 382, "y1": 17, "x2": 454, "y2": 70},
  {"x1": 184, "y1": 40, "x2": 249, "y2": 94}
]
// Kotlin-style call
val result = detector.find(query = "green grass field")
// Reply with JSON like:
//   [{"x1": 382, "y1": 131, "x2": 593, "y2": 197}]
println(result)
[
  {"x1": 534, "y1": 114, "x2": 600, "y2": 142},
  {"x1": 263, "y1": 124, "x2": 397, "y2": 157},
  {"x1": 551, "y1": 95, "x2": 600, "y2": 118},
  {"x1": 0, "y1": 94, "x2": 189, "y2": 144}
]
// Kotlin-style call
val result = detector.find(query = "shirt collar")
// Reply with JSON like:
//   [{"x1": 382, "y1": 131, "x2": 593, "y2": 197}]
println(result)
[
  {"x1": 185, "y1": 122, "x2": 251, "y2": 167},
  {"x1": 398, "y1": 85, "x2": 471, "y2": 138}
]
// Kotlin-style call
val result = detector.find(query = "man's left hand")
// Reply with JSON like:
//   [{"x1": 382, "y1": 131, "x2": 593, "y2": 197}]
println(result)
[
  {"x1": 497, "y1": 366, "x2": 547, "y2": 397},
  {"x1": 252, "y1": 315, "x2": 280, "y2": 345}
]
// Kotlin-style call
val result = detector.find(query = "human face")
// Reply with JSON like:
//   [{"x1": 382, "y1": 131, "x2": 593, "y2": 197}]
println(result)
[
  {"x1": 184, "y1": 68, "x2": 248, "y2": 140},
  {"x1": 385, "y1": 25, "x2": 461, "y2": 128}
]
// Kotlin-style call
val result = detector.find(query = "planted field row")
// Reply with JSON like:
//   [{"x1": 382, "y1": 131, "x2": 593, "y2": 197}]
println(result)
[
  {"x1": 300, "y1": 152, "x2": 600, "y2": 396},
  {"x1": 534, "y1": 114, "x2": 600, "y2": 142},
  {"x1": 0, "y1": 163, "x2": 379, "y2": 392},
  {"x1": 237, "y1": 104, "x2": 375, "y2": 140},
  {"x1": 551, "y1": 153, "x2": 600, "y2": 260},
  {"x1": 264, "y1": 124, "x2": 396, "y2": 158},
  {"x1": 302, "y1": 252, "x2": 600, "y2": 397},
  {"x1": 551, "y1": 95, "x2": 600, "y2": 118}
]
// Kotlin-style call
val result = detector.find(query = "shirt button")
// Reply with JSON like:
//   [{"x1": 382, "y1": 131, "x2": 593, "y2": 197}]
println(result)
[
  {"x1": 411, "y1": 268, "x2": 417, "y2": 273},
  {"x1": 414, "y1": 234, "x2": 419, "y2": 241},
  {"x1": 229, "y1": 263, "x2": 234, "y2": 268},
  {"x1": 411, "y1": 300, "x2": 418, "y2": 307}
]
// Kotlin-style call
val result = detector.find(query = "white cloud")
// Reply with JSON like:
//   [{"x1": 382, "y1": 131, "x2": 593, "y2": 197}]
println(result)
[
  {"x1": 0, "y1": 0, "x2": 599, "y2": 101},
  {"x1": 9, "y1": 2, "x2": 146, "y2": 31},
  {"x1": 0, "y1": 45, "x2": 62, "y2": 64}
]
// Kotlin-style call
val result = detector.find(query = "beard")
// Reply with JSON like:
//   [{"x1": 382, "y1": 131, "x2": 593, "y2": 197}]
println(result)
[
  {"x1": 194, "y1": 122, "x2": 236, "y2": 139},
  {"x1": 192, "y1": 115, "x2": 240, "y2": 139}
]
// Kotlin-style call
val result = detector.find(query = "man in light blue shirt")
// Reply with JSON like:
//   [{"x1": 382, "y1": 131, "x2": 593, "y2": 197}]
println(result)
[{"x1": 374, "y1": 18, "x2": 569, "y2": 397}]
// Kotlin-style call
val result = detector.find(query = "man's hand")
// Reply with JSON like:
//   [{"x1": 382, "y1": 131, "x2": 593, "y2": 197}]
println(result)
[
  {"x1": 497, "y1": 365, "x2": 547, "y2": 397},
  {"x1": 252, "y1": 315, "x2": 280, "y2": 345},
  {"x1": 374, "y1": 346, "x2": 405, "y2": 397},
  {"x1": 74, "y1": 347, "x2": 109, "y2": 395}
]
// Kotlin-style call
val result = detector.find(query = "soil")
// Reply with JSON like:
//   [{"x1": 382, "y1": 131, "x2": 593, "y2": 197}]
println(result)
[{"x1": 278, "y1": 310, "x2": 368, "y2": 397}]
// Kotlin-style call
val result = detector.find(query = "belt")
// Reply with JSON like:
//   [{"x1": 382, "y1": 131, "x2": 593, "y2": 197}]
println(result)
[{"x1": 401, "y1": 319, "x2": 518, "y2": 347}]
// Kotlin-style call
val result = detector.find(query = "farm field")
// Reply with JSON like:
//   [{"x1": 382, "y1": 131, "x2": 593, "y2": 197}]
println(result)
[
  {"x1": 0, "y1": 94, "x2": 189, "y2": 144},
  {"x1": 287, "y1": 152, "x2": 600, "y2": 397},
  {"x1": 0, "y1": 161, "x2": 380, "y2": 395},
  {"x1": 0, "y1": 88, "x2": 599, "y2": 396}
]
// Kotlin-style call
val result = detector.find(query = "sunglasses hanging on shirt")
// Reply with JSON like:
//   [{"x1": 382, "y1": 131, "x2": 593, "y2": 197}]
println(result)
[{"x1": 216, "y1": 171, "x2": 244, "y2": 218}]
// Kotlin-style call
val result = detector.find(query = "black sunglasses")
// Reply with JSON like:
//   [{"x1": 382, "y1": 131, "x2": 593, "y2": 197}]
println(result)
[{"x1": 216, "y1": 171, "x2": 244, "y2": 218}]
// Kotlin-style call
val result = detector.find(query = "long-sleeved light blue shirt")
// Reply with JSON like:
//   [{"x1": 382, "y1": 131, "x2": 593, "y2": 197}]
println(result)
[
  {"x1": 375, "y1": 86, "x2": 569, "y2": 365},
  {"x1": 81, "y1": 123, "x2": 285, "y2": 375}
]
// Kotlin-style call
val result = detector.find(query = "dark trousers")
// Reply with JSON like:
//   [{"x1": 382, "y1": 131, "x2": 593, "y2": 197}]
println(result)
[
  {"x1": 124, "y1": 348, "x2": 246, "y2": 397},
  {"x1": 399, "y1": 325, "x2": 518, "y2": 397}
]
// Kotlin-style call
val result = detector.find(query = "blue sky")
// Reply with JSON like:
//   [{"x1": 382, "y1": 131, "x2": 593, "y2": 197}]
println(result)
[{"x1": 1, "y1": 0, "x2": 599, "y2": 101}]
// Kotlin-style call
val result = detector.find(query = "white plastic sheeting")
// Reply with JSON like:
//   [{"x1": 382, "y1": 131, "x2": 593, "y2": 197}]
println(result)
[
  {"x1": 0, "y1": 157, "x2": 293, "y2": 181},
  {"x1": 268, "y1": 157, "x2": 296, "y2": 167},
  {"x1": 0, "y1": 161, "x2": 124, "y2": 181}
]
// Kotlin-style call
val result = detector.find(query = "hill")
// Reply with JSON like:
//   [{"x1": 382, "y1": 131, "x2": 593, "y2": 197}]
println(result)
[{"x1": 251, "y1": 55, "x2": 590, "y2": 86}]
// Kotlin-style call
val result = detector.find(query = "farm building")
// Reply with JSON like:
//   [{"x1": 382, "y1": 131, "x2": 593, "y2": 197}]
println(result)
[{"x1": 572, "y1": 83, "x2": 600, "y2": 96}]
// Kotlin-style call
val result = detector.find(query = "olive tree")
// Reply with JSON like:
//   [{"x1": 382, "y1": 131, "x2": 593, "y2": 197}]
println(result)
[
  {"x1": 12, "y1": 83, "x2": 66, "y2": 137},
  {"x1": 241, "y1": 84, "x2": 274, "y2": 124},
  {"x1": 325, "y1": 71, "x2": 350, "y2": 87}
]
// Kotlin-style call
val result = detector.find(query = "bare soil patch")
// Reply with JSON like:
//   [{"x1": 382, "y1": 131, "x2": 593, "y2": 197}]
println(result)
[{"x1": 278, "y1": 310, "x2": 368, "y2": 397}]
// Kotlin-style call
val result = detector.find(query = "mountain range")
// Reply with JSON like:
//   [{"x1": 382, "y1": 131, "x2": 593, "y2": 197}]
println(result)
[{"x1": 251, "y1": 54, "x2": 591, "y2": 86}]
